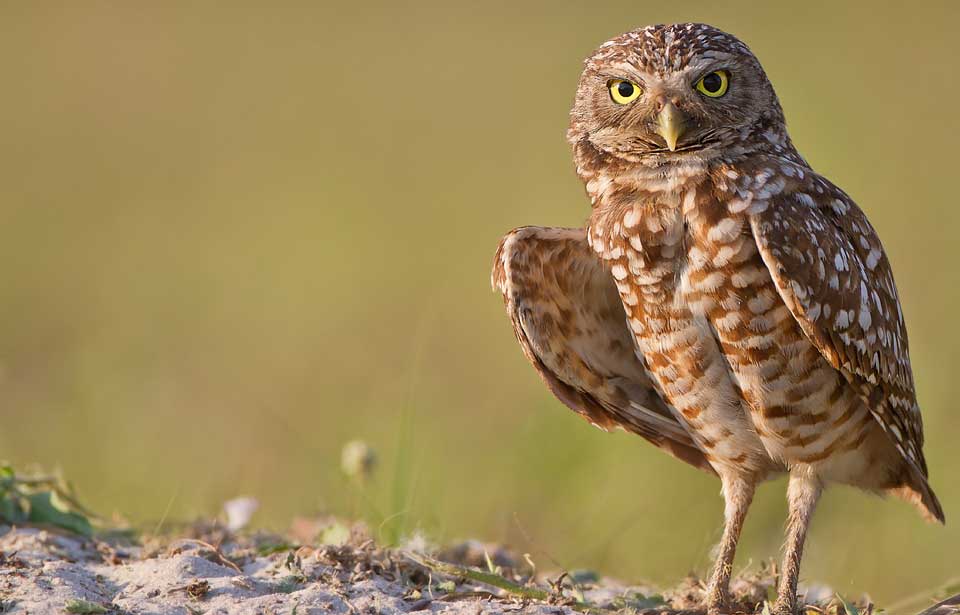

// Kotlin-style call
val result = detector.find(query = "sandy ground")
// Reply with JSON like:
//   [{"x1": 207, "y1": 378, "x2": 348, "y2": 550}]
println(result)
[
  {"x1": 0, "y1": 521, "x2": 885, "y2": 615},
  {"x1": 0, "y1": 521, "x2": 717, "y2": 615}
]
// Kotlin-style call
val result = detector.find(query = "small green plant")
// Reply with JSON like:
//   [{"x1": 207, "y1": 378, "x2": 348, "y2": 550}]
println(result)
[
  {"x1": 64, "y1": 599, "x2": 108, "y2": 614},
  {"x1": 256, "y1": 541, "x2": 299, "y2": 556},
  {"x1": 0, "y1": 463, "x2": 95, "y2": 536},
  {"x1": 275, "y1": 576, "x2": 303, "y2": 594}
]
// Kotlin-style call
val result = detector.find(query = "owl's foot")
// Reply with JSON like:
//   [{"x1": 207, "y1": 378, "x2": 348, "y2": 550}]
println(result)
[
  {"x1": 769, "y1": 596, "x2": 799, "y2": 615},
  {"x1": 704, "y1": 588, "x2": 731, "y2": 615}
]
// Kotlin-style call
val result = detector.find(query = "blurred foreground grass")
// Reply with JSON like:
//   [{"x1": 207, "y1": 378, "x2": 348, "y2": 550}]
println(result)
[{"x1": 0, "y1": 0, "x2": 958, "y2": 604}]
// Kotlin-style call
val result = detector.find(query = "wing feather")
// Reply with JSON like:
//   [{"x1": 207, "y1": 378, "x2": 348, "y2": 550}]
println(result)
[
  {"x1": 492, "y1": 226, "x2": 714, "y2": 474},
  {"x1": 745, "y1": 171, "x2": 943, "y2": 521}
]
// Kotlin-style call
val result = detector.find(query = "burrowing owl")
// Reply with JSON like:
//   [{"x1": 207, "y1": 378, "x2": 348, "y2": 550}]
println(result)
[{"x1": 492, "y1": 23, "x2": 942, "y2": 615}]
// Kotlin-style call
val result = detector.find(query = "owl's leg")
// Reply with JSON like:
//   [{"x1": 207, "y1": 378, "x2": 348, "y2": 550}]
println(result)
[
  {"x1": 772, "y1": 468, "x2": 823, "y2": 615},
  {"x1": 706, "y1": 475, "x2": 755, "y2": 615}
]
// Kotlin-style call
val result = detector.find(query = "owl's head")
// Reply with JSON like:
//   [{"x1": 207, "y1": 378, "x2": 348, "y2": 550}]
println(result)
[{"x1": 568, "y1": 24, "x2": 786, "y2": 163}]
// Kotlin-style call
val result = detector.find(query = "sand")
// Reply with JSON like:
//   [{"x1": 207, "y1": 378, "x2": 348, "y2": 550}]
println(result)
[{"x1": 0, "y1": 521, "x2": 890, "y2": 615}]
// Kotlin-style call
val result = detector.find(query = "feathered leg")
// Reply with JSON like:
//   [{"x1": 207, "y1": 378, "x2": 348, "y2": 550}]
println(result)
[
  {"x1": 773, "y1": 468, "x2": 822, "y2": 615},
  {"x1": 706, "y1": 475, "x2": 756, "y2": 615}
]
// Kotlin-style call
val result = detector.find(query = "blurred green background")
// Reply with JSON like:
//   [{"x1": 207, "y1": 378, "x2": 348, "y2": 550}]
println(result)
[{"x1": 1, "y1": 0, "x2": 957, "y2": 603}]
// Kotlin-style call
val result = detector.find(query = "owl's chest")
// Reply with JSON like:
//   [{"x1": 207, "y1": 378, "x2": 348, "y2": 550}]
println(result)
[
  {"x1": 589, "y1": 188, "x2": 782, "y2": 474},
  {"x1": 590, "y1": 184, "x2": 864, "y2": 473},
  {"x1": 588, "y1": 188, "x2": 756, "y2": 319}
]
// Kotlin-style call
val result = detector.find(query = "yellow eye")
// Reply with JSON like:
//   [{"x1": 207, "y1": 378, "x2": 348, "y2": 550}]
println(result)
[
  {"x1": 608, "y1": 79, "x2": 642, "y2": 104},
  {"x1": 695, "y1": 70, "x2": 729, "y2": 98}
]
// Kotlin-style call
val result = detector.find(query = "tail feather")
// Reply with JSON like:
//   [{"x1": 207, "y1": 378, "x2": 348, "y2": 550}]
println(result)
[{"x1": 888, "y1": 463, "x2": 945, "y2": 524}]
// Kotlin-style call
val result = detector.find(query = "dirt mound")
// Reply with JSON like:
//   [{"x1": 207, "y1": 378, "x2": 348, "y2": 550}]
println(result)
[{"x1": 0, "y1": 523, "x2": 881, "y2": 615}]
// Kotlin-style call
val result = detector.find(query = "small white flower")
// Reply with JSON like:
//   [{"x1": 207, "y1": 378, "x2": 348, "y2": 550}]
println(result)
[{"x1": 223, "y1": 497, "x2": 259, "y2": 532}]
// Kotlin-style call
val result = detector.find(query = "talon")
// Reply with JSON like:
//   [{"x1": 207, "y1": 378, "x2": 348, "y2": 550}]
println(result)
[
  {"x1": 705, "y1": 591, "x2": 731, "y2": 615},
  {"x1": 770, "y1": 599, "x2": 799, "y2": 615}
]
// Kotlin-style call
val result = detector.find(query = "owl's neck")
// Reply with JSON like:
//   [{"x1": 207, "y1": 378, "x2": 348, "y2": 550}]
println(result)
[
  {"x1": 574, "y1": 138, "x2": 706, "y2": 213},
  {"x1": 573, "y1": 126, "x2": 803, "y2": 213},
  {"x1": 571, "y1": 109, "x2": 803, "y2": 203}
]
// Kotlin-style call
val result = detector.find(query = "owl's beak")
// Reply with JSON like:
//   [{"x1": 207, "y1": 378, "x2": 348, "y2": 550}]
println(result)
[{"x1": 656, "y1": 102, "x2": 687, "y2": 152}]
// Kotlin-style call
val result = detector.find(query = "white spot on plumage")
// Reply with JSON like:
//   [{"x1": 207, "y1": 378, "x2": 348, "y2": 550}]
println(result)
[
  {"x1": 835, "y1": 310, "x2": 850, "y2": 329},
  {"x1": 712, "y1": 245, "x2": 737, "y2": 267},
  {"x1": 748, "y1": 292, "x2": 775, "y2": 314},
  {"x1": 682, "y1": 189, "x2": 697, "y2": 214},
  {"x1": 708, "y1": 217, "x2": 741, "y2": 243},
  {"x1": 728, "y1": 196, "x2": 753, "y2": 213},
  {"x1": 694, "y1": 271, "x2": 725, "y2": 293},
  {"x1": 715, "y1": 310, "x2": 743, "y2": 331},
  {"x1": 833, "y1": 251, "x2": 846, "y2": 272}
]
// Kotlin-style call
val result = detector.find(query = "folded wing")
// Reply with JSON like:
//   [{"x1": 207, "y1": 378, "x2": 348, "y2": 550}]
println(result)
[
  {"x1": 492, "y1": 226, "x2": 714, "y2": 474},
  {"x1": 748, "y1": 178, "x2": 943, "y2": 522}
]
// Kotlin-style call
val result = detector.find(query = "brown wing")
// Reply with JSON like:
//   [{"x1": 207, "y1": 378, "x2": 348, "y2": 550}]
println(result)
[
  {"x1": 492, "y1": 226, "x2": 714, "y2": 474},
  {"x1": 745, "y1": 173, "x2": 943, "y2": 522}
]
